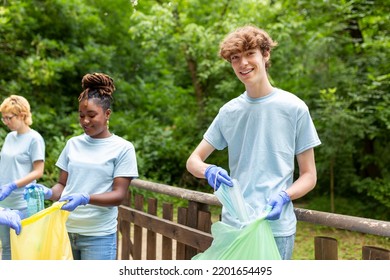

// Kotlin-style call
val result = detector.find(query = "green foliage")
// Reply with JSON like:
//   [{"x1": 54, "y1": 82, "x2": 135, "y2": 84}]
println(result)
[
  {"x1": 305, "y1": 195, "x2": 389, "y2": 221},
  {"x1": 0, "y1": 0, "x2": 389, "y2": 219},
  {"x1": 354, "y1": 178, "x2": 390, "y2": 209}
]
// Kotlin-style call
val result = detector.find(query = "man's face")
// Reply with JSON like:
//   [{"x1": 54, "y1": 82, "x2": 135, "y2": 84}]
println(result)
[{"x1": 230, "y1": 48, "x2": 269, "y2": 86}]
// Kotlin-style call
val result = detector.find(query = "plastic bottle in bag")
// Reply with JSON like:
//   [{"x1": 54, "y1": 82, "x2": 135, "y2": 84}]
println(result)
[{"x1": 24, "y1": 185, "x2": 45, "y2": 217}]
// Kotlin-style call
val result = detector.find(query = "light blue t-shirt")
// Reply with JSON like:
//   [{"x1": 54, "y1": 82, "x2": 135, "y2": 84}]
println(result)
[
  {"x1": 204, "y1": 88, "x2": 321, "y2": 236},
  {"x1": 0, "y1": 129, "x2": 45, "y2": 209},
  {"x1": 56, "y1": 133, "x2": 138, "y2": 236}
]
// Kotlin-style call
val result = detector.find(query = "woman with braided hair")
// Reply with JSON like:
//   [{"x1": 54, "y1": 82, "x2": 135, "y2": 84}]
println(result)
[{"x1": 39, "y1": 73, "x2": 138, "y2": 260}]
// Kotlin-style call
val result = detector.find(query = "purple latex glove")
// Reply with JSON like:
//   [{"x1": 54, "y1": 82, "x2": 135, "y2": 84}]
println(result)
[
  {"x1": 266, "y1": 191, "x2": 291, "y2": 220},
  {"x1": 0, "y1": 209, "x2": 22, "y2": 235},
  {"x1": 59, "y1": 193, "x2": 90, "y2": 211},
  {"x1": 0, "y1": 182, "x2": 17, "y2": 201},
  {"x1": 204, "y1": 165, "x2": 233, "y2": 191}
]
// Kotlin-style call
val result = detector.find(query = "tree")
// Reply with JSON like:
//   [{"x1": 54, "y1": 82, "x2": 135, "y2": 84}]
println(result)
[{"x1": 0, "y1": 0, "x2": 388, "y2": 218}]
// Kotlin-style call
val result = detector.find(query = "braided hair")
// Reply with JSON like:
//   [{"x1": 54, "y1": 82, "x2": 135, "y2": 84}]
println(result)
[{"x1": 78, "y1": 73, "x2": 115, "y2": 110}]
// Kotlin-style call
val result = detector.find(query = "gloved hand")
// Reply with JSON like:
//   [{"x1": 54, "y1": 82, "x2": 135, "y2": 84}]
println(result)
[
  {"x1": 59, "y1": 193, "x2": 90, "y2": 211},
  {"x1": 204, "y1": 165, "x2": 233, "y2": 191},
  {"x1": 266, "y1": 191, "x2": 291, "y2": 220},
  {"x1": 0, "y1": 209, "x2": 22, "y2": 235},
  {"x1": 24, "y1": 184, "x2": 53, "y2": 200},
  {"x1": 0, "y1": 182, "x2": 18, "y2": 201}
]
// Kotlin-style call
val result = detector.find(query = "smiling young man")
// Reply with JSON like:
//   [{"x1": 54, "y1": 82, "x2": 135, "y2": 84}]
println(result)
[{"x1": 186, "y1": 25, "x2": 321, "y2": 259}]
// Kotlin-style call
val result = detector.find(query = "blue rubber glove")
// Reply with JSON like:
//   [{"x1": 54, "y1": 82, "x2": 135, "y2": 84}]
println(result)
[
  {"x1": 24, "y1": 184, "x2": 53, "y2": 200},
  {"x1": 59, "y1": 193, "x2": 90, "y2": 211},
  {"x1": 266, "y1": 191, "x2": 291, "y2": 220},
  {"x1": 204, "y1": 165, "x2": 233, "y2": 191},
  {"x1": 0, "y1": 209, "x2": 22, "y2": 235},
  {"x1": 0, "y1": 182, "x2": 17, "y2": 201}
]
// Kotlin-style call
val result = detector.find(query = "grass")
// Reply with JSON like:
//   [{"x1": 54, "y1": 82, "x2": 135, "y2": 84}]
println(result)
[{"x1": 293, "y1": 221, "x2": 390, "y2": 260}]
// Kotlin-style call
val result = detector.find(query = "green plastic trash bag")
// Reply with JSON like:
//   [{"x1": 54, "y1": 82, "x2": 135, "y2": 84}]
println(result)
[
  {"x1": 192, "y1": 179, "x2": 281, "y2": 260},
  {"x1": 192, "y1": 215, "x2": 281, "y2": 260}
]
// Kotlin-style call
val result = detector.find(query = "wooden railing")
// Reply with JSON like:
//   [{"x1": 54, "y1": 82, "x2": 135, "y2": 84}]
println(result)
[{"x1": 117, "y1": 179, "x2": 390, "y2": 260}]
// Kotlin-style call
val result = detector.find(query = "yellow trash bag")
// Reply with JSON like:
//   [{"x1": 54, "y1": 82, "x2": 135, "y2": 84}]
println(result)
[{"x1": 10, "y1": 201, "x2": 73, "y2": 260}]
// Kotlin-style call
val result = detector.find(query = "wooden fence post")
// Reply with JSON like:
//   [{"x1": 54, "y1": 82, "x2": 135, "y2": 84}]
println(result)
[
  {"x1": 118, "y1": 189, "x2": 132, "y2": 260},
  {"x1": 362, "y1": 246, "x2": 390, "y2": 260},
  {"x1": 162, "y1": 203, "x2": 174, "y2": 260},
  {"x1": 176, "y1": 207, "x2": 188, "y2": 260},
  {"x1": 133, "y1": 194, "x2": 144, "y2": 260},
  {"x1": 146, "y1": 197, "x2": 157, "y2": 260},
  {"x1": 185, "y1": 201, "x2": 209, "y2": 259},
  {"x1": 314, "y1": 236, "x2": 338, "y2": 260}
]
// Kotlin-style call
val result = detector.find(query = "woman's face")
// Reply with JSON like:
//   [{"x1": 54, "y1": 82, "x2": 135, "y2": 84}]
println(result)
[
  {"x1": 78, "y1": 98, "x2": 111, "y2": 138},
  {"x1": 1, "y1": 112, "x2": 25, "y2": 132}
]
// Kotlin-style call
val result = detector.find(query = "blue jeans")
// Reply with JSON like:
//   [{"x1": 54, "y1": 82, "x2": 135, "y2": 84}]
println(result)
[
  {"x1": 0, "y1": 208, "x2": 27, "y2": 260},
  {"x1": 68, "y1": 232, "x2": 117, "y2": 260},
  {"x1": 274, "y1": 234, "x2": 295, "y2": 260},
  {"x1": 0, "y1": 224, "x2": 11, "y2": 260}
]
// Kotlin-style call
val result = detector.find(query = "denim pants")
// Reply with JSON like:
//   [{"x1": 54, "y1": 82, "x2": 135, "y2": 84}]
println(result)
[
  {"x1": 68, "y1": 232, "x2": 117, "y2": 260},
  {"x1": 0, "y1": 208, "x2": 27, "y2": 260},
  {"x1": 0, "y1": 224, "x2": 11, "y2": 260},
  {"x1": 274, "y1": 234, "x2": 295, "y2": 260}
]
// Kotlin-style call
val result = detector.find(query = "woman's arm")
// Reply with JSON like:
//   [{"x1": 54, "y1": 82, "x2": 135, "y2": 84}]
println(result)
[
  {"x1": 14, "y1": 160, "x2": 44, "y2": 187},
  {"x1": 89, "y1": 177, "x2": 132, "y2": 207}
]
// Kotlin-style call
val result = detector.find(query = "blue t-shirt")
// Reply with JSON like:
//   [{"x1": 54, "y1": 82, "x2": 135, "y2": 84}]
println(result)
[
  {"x1": 0, "y1": 129, "x2": 45, "y2": 209},
  {"x1": 56, "y1": 133, "x2": 138, "y2": 236},
  {"x1": 204, "y1": 88, "x2": 321, "y2": 236}
]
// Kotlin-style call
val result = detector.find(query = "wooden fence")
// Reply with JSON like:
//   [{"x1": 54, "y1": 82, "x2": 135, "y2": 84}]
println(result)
[{"x1": 117, "y1": 179, "x2": 390, "y2": 260}]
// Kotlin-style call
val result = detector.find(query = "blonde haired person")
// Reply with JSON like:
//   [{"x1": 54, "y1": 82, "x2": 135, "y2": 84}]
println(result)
[{"x1": 0, "y1": 95, "x2": 45, "y2": 259}]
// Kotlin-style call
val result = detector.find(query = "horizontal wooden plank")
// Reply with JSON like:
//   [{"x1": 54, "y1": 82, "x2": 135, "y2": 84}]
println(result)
[
  {"x1": 131, "y1": 179, "x2": 220, "y2": 206},
  {"x1": 295, "y1": 208, "x2": 390, "y2": 237},
  {"x1": 131, "y1": 179, "x2": 390, "y2": 238}
]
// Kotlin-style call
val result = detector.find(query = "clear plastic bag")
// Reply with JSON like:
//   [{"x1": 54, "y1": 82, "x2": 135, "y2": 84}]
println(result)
[
  {"x1": 214, "y1": 179, "x2": 254, "y2": 224},
  {"x1": 193, "y1": 179, "x2": 281, "y2": 260}
]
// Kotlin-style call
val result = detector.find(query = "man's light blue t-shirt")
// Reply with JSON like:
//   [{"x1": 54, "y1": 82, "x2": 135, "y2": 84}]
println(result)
[
  {"x1": 0, "y1": 129, "x2": 45, "y2": 209},
  {"x1": 56, "y1": 133, "x2": 138, "y2": 236},
  {"x1": 204, "y1": 88, "x2": 321, "y2": 236}
]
